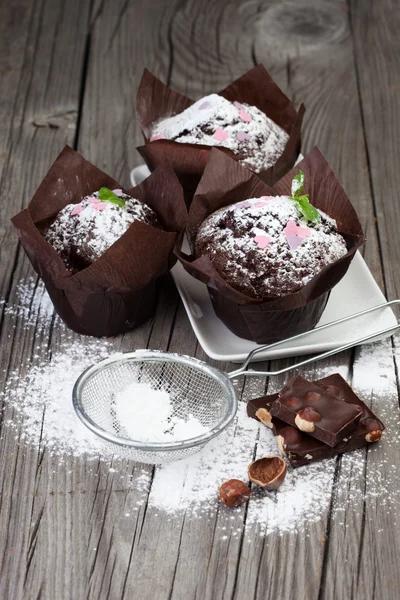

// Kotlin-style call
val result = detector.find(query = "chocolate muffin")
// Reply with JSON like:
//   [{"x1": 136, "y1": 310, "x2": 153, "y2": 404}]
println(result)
[
  {"x1": 195, "y1": 196, "x2": 348, "y2": 300},
  {"x1": 45, "y1": 188, "x2": 160, "y2": 271},
  {"x1": 150, "y1": 94, "x2": 289, "y2": 173}
]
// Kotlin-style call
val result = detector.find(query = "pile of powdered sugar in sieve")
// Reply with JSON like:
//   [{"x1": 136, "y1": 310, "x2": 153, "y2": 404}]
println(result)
[{"x1": 1, "y1": 282, "x2": 400, "y2": 535}]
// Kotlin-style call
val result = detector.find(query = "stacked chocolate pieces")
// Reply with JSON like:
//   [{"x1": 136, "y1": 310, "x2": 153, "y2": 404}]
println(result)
[{"x1": 247, "y1": 374, "x2": 384, "y2": 467}]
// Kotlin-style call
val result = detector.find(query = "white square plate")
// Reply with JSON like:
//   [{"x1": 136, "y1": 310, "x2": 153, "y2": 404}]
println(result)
[{"x1": 131, "y1": 165, "x2": 398, "y2": 363}]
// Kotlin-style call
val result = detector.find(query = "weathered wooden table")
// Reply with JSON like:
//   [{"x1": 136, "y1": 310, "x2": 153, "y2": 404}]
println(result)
[{"x1": 1, "y1": 1, "x2": 399, "y2": 598}]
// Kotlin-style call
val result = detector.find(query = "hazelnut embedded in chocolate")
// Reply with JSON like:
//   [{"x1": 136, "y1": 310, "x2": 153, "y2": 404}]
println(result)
[
  {"x1": 255, "y1": 407, "x2": 273, "y2": 428},
  {"x1": 219, "y1": 479, "x2": 250, "y2": 507},
  {"x1": 306, "y1": 391, "x2": 322, "y2": 402},
  {"x1": 365, "y1": 430, "x2": 383, "y2": 442},
  {"x1": 276, "y1": 426, "x2": 303, "y2": 455},
  {"x1": 283, "y1": 396, "x2": 301, "y2": 409},
  {"x1": 294, "y1": 406, "x2": 322, "y2": 433},
  {"x1": 323, "y1": 384, "x2": 340, "y2": 396},
  {"x1": 276, "y1": 435, "x2": 286, "y2": 455},
  {"x1": 248, "y1": 456, "x2": 287, "y2": 490},
  {"x1": 364, "y1": 418, "x2": 383, "y2": 442}
]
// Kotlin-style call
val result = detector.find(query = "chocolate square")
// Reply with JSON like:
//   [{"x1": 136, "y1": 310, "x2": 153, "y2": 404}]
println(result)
[
  {"x1": 247, "y1": 374, "x2": 384, "y2": 467},
  {"x1": 269, "y1": 375, "x2": 363, "y2": 447}
]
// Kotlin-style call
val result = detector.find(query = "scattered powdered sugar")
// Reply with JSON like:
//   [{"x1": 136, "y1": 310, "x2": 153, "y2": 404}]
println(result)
[
  {"x1": 1, "y1": 282, "x2": 399, "y2": 535},
  {"x1": 1, "y1": 277, "x2": 57, "y2": 328},
  {"x1": 3, "y1": 339, "x2": 117, "y2": 457},
  {"x1": 149, "y1": 401, "x2": 336, "y2": 533},
  {"x1": 309, "y1": 338, "x2": 399, "y2": 396},
  {"x1": 114, "y1": 382, "x2": 207, "y2": 442},
  {"x1": 151, "y1": 93, "x2": 289, "y2": 173}
]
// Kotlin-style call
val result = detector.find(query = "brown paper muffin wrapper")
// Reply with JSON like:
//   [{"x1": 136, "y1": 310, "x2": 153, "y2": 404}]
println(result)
[
  {"x1": 12, "y1": 146, "x2": 187, "y2": 337},
  {"x1": 176, "y1": 147, "x2": 365, "y2": 344},
  {"x1": 136, "y1": 65, "x2": 305, "y2": 204}
]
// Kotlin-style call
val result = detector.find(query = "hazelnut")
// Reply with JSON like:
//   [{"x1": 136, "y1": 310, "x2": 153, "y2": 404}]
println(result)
[
  {"x1": 248, "y1": 456, "x2": 287, "y2": 490},
  {"x1": 219, "y1": 479, "x2": 250, "y2": 507},
  {"x1": 255, "y1": 407, "x2": 273, "y2": 428},
  {"x1": 365, "y1": 429, "x2": 382, "y2": 443},
  {"x1": 323, "y1": 384, "x2": 340, "y2": 397},
  {"x1": 295, "y1": 406, "x2": 322, "y2": 433},
  {"x1": 282, "y1": 395, "x2": 301, "y2": 409},
  {"x1": 363, "y1": 419, "x2": 383, "y2": 443},
  {"x1": 306, "y1": 391, "x2": 321, "y2": 402},
  {"x1": 276, "y1": 434, "x2": 286, "y2": 455},
  {"x1": 276, "y1": 427, "x2": 302, "y2": 454}
]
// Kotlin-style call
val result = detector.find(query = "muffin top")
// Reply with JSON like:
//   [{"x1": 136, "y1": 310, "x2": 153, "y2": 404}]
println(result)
[
  {"x1": 45, "y1": 188, "x2": 159, "y2": 271},
  {"x1": 195, "y1": 196, "x2": 348, "y2": 300},
  {"x1": 150, "y1": 93, "x2": 289, "y2": 173}
]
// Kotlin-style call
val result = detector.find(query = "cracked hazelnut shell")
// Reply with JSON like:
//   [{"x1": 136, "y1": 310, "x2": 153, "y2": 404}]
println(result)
[{"x1": 248, "y1": 456, "x2": 287, "y2": 490}]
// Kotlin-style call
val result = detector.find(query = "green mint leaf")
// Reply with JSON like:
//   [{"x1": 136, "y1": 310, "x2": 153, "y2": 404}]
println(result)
[
  {"x1": 292, "y1": 195, "x2": 321, "y2": 223},
  {"x1": 289, "y1": 170, "x2": 320, "y2": 224},
  {"x1": 98, "y1": 187, "x2": 125, "y2": 207},
  {"x1": 291, "y1": 169, "x2": 305, "y2": 197}
]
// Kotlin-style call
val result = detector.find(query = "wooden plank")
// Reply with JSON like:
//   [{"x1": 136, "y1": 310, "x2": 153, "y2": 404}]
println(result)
[
  {"x1": 349, "y1": 0, "x2": 400, "y2": 303},
  {"x1": 319, "y1": 1, "x2": 400, "y2": 598},
  {"x1": 0, "y1": 1, "x2": 92, "y2": 598}
]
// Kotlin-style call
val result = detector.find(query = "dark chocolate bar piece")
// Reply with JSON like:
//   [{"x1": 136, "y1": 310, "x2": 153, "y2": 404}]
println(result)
[
  {"x1": 269, "y1": 375, "x2": 362, "y2": 447},
  {"x1": 247, "y1": 374, "x2": 385, "y2": 467},
  {"x1": 316, "y1": 374, "x2": 384, "y2": 442}
]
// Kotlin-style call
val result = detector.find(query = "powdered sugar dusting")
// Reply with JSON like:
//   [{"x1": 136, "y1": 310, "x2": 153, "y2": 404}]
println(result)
[
  {"x1": 148, "y1": 402, "x2": 337, "y2": 533},
  {"x1": 151, "y1": 93, "x2": 289, "y2": 173},
  {"x1": 196, "y1": 196, "x2": 348, "y2": 299},
  {"x1": 3, "y1": 340, "x2": 118, "y2": 457},
  {"x1": 2, "y1": 277, "x2": 58, "y2": 328},
  {"x1": 45, "y1": 190, "x2": 159, "y2": 270},
  {"x1": 1, "y1": 283, "x2": 399, "y2": 536},
  {"x1": 309, "y1": 339, "x2": 399, "y2": 396}
]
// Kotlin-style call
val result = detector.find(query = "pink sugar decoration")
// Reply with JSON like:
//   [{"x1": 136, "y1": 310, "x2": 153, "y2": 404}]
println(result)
[
  {"x1": 236, "y1": 131, "x2": 251, "y2": 142},
  {"x1": 234, "y1": 101, "x2": 244, "y2": 109},
  {"x1": 285, "y1": 235, "x2": 302, "y2": 251},
  {"x1": 254, "y1": 201, "x2": 270, "y2": 208},
  {"x1": 214, "y1": 128, "x2": 229, "y2": 142},
  {"x1": 93, "y1": 202, "x2": 108, "y2": 211},
  {"x1": 254, "y1": 234, "x2": 272, "y2": 250},
  {"x1": 112, "y1": 188, "x2": 123, "y2": 196},
  {"x1": 199, "y1": 101, "x2": 211, "y2": 110},
  {"x1": 87, "y1": 196, "x2": 101, "y2": 203},
  {"x1": 239, "y1": 109, "x2": 252, "y2": 123},
  {"x1": 70, "y1": 205, "x2": 83, "y2": 216},
  {"x1": 284, "y1": 220, "x2": 311, "y2": 239},
  {"x1": 284, "y1": 220, "x2": 311, "y2": 250},
  {"x1": 151, "y1": 134, "x2": 166, "y2": 142},
  {"x1": 237, "y1": 201, "x2": 252, "y2": 209}
]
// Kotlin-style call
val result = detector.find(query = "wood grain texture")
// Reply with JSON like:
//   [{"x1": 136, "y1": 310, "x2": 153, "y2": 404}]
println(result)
[
  {"x1": 0, "y1": 0, "x2": 91, "y2": 598},
  {"x1": 0, "y1": 0, "x2": 399, "y2": 599}
]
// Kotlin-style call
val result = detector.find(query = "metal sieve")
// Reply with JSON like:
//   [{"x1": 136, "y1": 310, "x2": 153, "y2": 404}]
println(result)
[{"x1": 73, "y1": 301, "x2": 400, "y2": 464}]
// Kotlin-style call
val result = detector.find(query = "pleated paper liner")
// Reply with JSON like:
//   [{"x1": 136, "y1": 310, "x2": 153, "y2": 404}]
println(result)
[
  {"x1": 12, "y1": 146, "x2": 187, "y2": 337},
  {"x1": 176, "y1": 147, "x2": 365, "y2": 344},
  {"x1": 136, "y1": 64, "x2": 305, "y2": 205}
]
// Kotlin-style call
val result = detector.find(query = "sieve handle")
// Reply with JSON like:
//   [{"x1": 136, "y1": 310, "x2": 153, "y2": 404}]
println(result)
[{"x1": 228, "y1": 300, "x2": 400, "y2": 379}]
